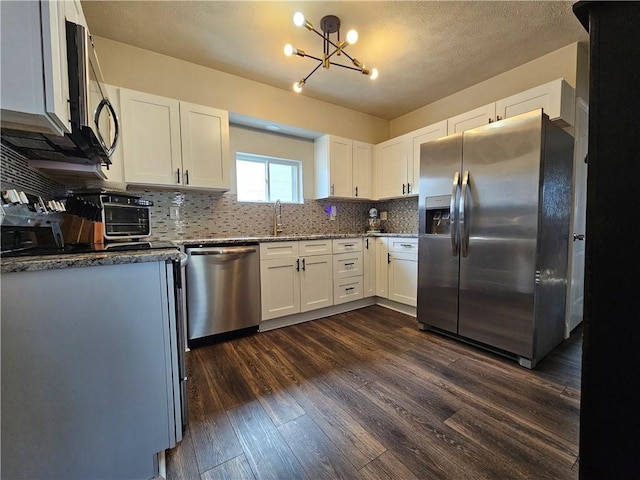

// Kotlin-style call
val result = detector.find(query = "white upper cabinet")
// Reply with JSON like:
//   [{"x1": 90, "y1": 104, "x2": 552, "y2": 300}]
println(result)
[
  {"x1": 1, "y1": 0, "x2": 71, "y2": 135},
  {"x1": 119, "y1": 88, "x2": 230, "y2": 190},
  {"x1": 447, "y1": 103, "x2": 497, "y2": 135},
  {"x1": 353, "y1": 141, "x2": 373, "y2": 199},
  {"x1": 375, "y1": 133, "x2": 412, "y2": 199},
  {"x1": 376, "y1": 120, "x2": 447, "y2": 200},
  {"x1": 315, "y1": 135, "x2": 373, "y2": 199},
  {"x1": 120, "y1": 89, "x2": 182, "y2": 186},
  {"x1": 495, "y1": 78, "x2": 575, "y2": 126},
  {"x1": 179, "y1": 102, "x2": 230, "y2": 189}
]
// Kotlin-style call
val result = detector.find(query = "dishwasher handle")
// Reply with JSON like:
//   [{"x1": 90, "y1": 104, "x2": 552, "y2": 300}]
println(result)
[{"x1": 189, "y1": 247, "x2": 257, "y2": 256}]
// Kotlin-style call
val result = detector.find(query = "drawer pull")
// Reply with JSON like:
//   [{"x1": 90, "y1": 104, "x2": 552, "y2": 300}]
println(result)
[
  {"x1": 344, "y1": 262, "x2": 355, "y2": 266},
  {"x1": 343, "y1": 243, "x2": 355, "y2": 247},
  {"x1": 400, "y1": 244, "x2": 414, "y2": 248},
  {"x1": 345, "y1": 287, "x2": 355, "y2": 291}
]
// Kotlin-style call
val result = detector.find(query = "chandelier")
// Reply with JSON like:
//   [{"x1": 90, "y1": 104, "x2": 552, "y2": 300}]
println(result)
[{"x1": 284, "y1": 12, "x2": 379, "y2": 93}]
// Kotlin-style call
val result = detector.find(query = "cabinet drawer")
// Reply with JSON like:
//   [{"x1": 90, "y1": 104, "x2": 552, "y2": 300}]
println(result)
[
  {"x1": 333, "y1": 277, "x2": 364, "y2": 305},
  {"x1": 333, "y1": 252, "x2": 363, "y2": 278},
  {"x1": 332, "y1": 238, "x2": 362, "y2": 253},
  {"x1": 260, "y1": 241, "x2": 299, "y2": 259},
  {"x1": 299, "y1": 239, "x2": 332, "y2": 256},
  {"x1": 388, "y1": 238, "x2": 418, "y2": 254}
]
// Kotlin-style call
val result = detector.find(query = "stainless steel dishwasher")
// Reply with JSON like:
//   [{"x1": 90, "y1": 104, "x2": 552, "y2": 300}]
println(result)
[{"x1": 185, "y1": 244, "x2": 260, "y2": 343}]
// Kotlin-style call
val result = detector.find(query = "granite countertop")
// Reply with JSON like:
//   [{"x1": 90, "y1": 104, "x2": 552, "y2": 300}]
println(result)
[
  {"x1": 175, "y1": 232, "x2": 418, "y2": 246},
  {"x1": 1, "y1": 233, "x2": 417, "y2": 273},
  {"x1": 1, "y1": 248, "x2": 181, "y2": 274}
]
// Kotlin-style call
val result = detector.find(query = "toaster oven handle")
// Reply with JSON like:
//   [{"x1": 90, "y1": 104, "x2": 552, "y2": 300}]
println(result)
[{"x1": 94, "y1": 98, "x2": 120, "y2": 158}]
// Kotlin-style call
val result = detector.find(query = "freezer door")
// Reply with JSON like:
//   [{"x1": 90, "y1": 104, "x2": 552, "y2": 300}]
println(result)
[
  {"x1": 458, "y1": 110, "x2": 543, "y2": 358},
  {"x1": 417, "y1": 134, "x2": 462, "y2": 333}
]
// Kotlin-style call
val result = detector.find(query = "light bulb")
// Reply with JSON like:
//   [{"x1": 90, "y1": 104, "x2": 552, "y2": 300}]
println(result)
[
  {"x1": 369, "y1": 68, "x2": 379, "y2": 80},
  {"x1": 293, "y1": 81, "x2": 304, "y2": 93},
  {"x1": 293, "y1": 12, "x2": 305, "y2": 27},
  {"x1": 284, "y1": 44, "x2": 294, "y2": 57},
  {"x1": 346, "y1": 29, "x2": 359, "y2": 45}
]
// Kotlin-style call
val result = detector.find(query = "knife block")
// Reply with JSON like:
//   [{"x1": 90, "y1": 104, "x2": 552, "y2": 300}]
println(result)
[{"x1": 62, "y1": 213, "x2": 104, "y2": 245}]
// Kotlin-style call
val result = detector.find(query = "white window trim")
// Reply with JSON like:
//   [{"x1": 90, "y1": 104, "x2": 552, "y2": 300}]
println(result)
[{"x1": 236, "y1": 152, "x2": 303, "y2": 204}]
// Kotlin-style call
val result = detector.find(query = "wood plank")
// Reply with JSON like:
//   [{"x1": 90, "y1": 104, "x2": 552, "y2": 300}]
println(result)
[
  {"x1": 223, "y1": 340, "x2": 305, "y2": 427},
  {"x1": 358, "y1": 451, "x2": 420, "y2": 480},
  {"x1": 444, "y1": 406, "x2": 578, "y2": 479},
  {"x1": 187, "y1": 349, "x2": 244, "y2": 473},
  {"x1": 278, "y1": 414, "x2": 361, "y2": 479},
  {"x1": 165, "y1": 427, "x2": 200, "y2": 480},
  {"x1": 226, "y1": 400, "x2": 309, "y2": 480},
  {"x1": 200, "y1": 454, "x2": 256, "y2": 480}
]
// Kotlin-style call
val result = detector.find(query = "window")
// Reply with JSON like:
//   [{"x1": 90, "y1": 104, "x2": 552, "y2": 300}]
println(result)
[{"x1": 236, "y1": 153, "x2": 302, "y2": 203}]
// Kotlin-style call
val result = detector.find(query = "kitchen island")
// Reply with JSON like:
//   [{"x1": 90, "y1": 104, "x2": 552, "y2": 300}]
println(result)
[{"x1": 1, "y1": 248, "x2": 183, "y2": 480}]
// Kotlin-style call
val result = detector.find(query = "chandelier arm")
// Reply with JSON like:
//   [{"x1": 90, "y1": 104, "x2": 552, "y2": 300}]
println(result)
[
  {"x1": 303, "y1": 53, "x2": 324, "y2": 62},
  {"x1": 302, "y1": 62, "x2": 324, "y2": 83},
  {"x1": 328, "y1": 62, "x2": 364, "y2": 73}
]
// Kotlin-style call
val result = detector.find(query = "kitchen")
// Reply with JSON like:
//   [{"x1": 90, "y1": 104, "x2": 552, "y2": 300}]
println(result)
[{"x1": 1, "y1": 1, "x2": 638, "y2": 479}]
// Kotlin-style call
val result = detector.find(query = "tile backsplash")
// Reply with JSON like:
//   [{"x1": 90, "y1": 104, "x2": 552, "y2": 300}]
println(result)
[
  {"x1": 132, "y1": 189, "x2": 418, "y2": 241},
  {"x1": 1, "y1": 146, "x2": 418, "y2": 239}
]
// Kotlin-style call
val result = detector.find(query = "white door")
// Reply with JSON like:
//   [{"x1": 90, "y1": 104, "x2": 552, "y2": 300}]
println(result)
[
  {"x1": 259, "y1": 258, "x2": 300, "y2": 320},
  {"x1": 330, "y1": 136, "x2": 353, "y2": 197},
  {"x1": 120, "y1": 89, "x2": 181, "y2": 186},
  {"x1": 376, "y1": 238, "x2": 389, "y2": 298},
  {"x1": 388, "y1": 252, "x2": 418, "y2": 307},
  {"x1": 353, "y1": 141, "x2": 373, "y2": 199},
  {"x1": 179, "y1": 102, "x2": 230, "y2": 189},
  {"x1": 300, "y1": 255, "x2": 333, "y2": 312},
  {"x1": 362, "y1": 237, "x2": 376, "y2": 298},
  {"x1": 566, "y1": 98, "x2": 589, "y2": 337},
  {"x1": 377, "y1": 137, "x2": 409, "y2": 198},
  {"x1": 447, "y1": 103, "x2": 496, "y2": 134}
]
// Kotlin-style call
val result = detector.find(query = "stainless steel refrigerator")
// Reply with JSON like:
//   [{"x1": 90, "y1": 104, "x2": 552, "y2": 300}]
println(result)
[{"x1": 417, "y1": 109, "x2": 574, "y2": 368}]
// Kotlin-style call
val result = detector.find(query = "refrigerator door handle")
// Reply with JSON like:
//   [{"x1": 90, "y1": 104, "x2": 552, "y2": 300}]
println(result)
[
  {"x1": 460, "y1": 170, "x2": 470, "y2": 257},
  {"x1": 451, "y1": 171, "x2": 460, "y2": 256}
]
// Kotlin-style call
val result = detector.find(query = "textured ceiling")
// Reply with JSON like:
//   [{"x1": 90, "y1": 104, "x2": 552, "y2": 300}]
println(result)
[{"x1": 81, "y1": 1, "x2": 587, "y2": 120}]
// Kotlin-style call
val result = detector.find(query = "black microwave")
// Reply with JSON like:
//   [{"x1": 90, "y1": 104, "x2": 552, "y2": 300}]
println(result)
[{"x1": 0, "y1": 21, "x2": 118, "y2": 166}]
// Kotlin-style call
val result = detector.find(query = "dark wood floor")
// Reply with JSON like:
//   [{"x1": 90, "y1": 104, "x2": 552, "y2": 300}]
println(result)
[{"x1": 167, "y1": 305, "x2": 581, "y2": 479}]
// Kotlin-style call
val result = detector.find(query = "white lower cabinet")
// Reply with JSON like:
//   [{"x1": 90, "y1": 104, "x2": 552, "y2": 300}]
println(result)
[
  {"x1": 260, "y1": 241, "x2": 333, "y2": 321},
  {"x1": 363, "y1": 237, "x2": 376, "y2": 297},
  {"x1": 387, "y1": 238, "x2": 418, "y2": 307},
  {"x1": 376, "y1": 238, "x2": 389, "y2": 298},
  {"x1": 334, "y1": 276, "x2": 364, "y2": 305}
]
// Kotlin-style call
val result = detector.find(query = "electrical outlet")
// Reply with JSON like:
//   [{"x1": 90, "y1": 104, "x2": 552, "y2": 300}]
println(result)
[
  {"x1": 330, "y1": 205, "x2": 337, "y2": 221},
  {"x1": 380, "y1": 211, "x2": 388, "y2": 220},
  {"x1": 169, "y1": 206, "x2": 180, "y2": 219}
]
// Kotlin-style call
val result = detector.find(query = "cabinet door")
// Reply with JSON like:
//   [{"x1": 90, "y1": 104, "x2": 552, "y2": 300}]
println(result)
[
  {"x1": 376, "y1": 238, "x2": 389, "y2": 298},
  {"x1": 330, "y1": 136, "x2": 353, "y2": 197},
  {"x1": 447, "y1": 103, "x2": 496, "y2": 134},
  {"x1": 120, "y1": 89, "x2": 181, "y2": 186},
  {"x1": 260, "y1": 258, "x2": 300, "y2": 320},
  {"x1": 363, "y1": 237, "x2": 376, "y2": 298},
  {"x1": 388, "y1": 252, "x2": 418, "y2": 307},
  {"x1": 353, "y1": 141, "x2": 373, "y2": 199},
  {"x1": 300, "y1": 254, "x2": 333, "y2": 312},
  {"x1": 179, "y1": 102, "x2": 230, "y2": 190},
  {"x1": 495, "y1": 78, "x2": 575, "y2": 126},
  {"x1": 376, "y1": 136, "x2": 410, "y2": 199},
  {"x1": 411, "y1": 120, "x2": 448, "y2": 194},
  {"x1": 43, "y1": 0, "x2": 71, "y2": 134}
]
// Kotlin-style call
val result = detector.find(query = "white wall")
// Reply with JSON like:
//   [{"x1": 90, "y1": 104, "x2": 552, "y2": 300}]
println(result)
[
  {"x1": 229, "y1": 125, "x2": 315, "y2": 198},
  {"x1": 92, "y1": 37, "x2": 389, "y2": 144}
]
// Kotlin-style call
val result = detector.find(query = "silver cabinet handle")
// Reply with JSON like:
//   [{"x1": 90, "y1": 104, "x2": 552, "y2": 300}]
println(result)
[
  {"x1": 460, "y1": 170, "x2": 470, "y2": 258},
  {"x1": 451, "y1": 171, "x2": 460, "y2": 257}
]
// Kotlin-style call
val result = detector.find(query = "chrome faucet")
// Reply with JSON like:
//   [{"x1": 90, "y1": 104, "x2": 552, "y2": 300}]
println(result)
[{"x1": 273, "y1": 199, "x2": 283, "y2": 235}]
